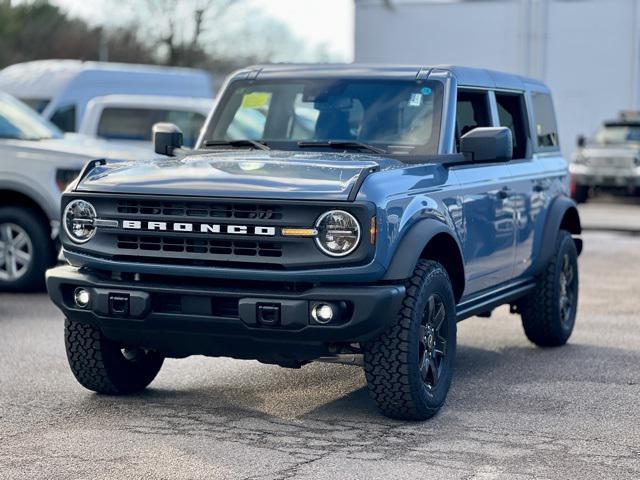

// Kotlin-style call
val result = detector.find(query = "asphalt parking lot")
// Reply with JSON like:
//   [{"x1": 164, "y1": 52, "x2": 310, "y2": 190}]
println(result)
[{"x1": 1, "y1": 206, "x2": 639, "y2": 479}]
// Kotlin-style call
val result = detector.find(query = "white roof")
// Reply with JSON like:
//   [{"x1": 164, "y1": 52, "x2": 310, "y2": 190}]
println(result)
[{"x1": 0, "y1": 60, "x2": 212, "y2": 100}]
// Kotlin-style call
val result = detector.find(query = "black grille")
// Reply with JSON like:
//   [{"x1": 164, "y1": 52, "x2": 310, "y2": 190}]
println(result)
[
  {"x1": 117, "y1": 235, "x2": 283, "y2": 258},
  {"x1": 116, "y1": 199, "x2": 282, "y2": 220}
]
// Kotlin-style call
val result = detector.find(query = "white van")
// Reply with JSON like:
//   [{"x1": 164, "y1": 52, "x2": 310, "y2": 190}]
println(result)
[
  {"x1": 0, "y1": 60, "x2": 214, "y2": 144},
  {"x1": 79, "y1": 94, "x2": 213, "y2": 148}
]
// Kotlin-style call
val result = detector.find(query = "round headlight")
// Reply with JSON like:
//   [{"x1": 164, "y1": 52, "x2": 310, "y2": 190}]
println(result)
[
  {"x1": 315, "y1": 210, "x2": 361, "y2": 257},
  {"x1": 63, "y1": 199, "x2": 97, "y2": 244}
]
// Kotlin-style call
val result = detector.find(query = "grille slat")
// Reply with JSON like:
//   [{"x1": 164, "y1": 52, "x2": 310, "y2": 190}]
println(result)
[
  {"x1": 117, "y1": 235, "x2": 283, "y2": 258},
  {"x1": 117, "y1": 200, "x2": 282, "y2": 220}
]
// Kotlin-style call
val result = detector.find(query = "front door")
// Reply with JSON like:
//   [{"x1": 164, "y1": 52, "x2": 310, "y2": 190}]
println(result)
[{"x1": 451, "y1": 90, "x2": 515, "y2": 295}]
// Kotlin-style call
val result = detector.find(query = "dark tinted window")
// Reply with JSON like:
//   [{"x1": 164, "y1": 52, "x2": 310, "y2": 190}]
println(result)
[
  {"x1": 50, "y1": 104, "x2": 76, "y2": 132},
  {"x1": 495, "y1": 93, "x2": 529, "y2": 159},
  {"x1": 532, "y1": 92, "x2": 559, "y2": 148},
  {"x1": 21, "y1": 98, "x2": 50, "y2": 113},
  {"x1": 97, "y1": 108, "x2": 206, "y2": 147},
  {"x1": 455, "y1": 90, "x2": 491, "y2": 151}
]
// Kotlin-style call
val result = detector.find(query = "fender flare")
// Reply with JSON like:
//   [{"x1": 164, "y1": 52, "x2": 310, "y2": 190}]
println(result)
[
  {"x1": 383, "y1": 218, "x2": 464, "y2": 282},
  {"x1": 532, "y1": 196, "x2": 582, "y2": 275},
  {"x1": 0, "y1": 180, "x2": 56, "y2": 220}
]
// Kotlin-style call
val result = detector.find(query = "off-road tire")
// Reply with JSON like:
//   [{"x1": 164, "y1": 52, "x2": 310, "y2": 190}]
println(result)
[
  {"x1": 519, "y1": 229, "x2": 579, "y2": 347},
  {"x1": 65, "y1": 318, "x2": 164, "y2": 394},
  {"x1": 363, "y1": 260, "x2": 457, "y2": 421},
  {"x1": 0, "y1": 206, "x2": 54, "y2": 291}
]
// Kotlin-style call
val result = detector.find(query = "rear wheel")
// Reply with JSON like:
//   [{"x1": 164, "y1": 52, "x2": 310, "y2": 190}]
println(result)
[
  {"x1": 363, "y1": 260, "x2": 456, "y2": 420},
  {"x1": 0, "y1": 206, "x2": 54, "y2": 291},
  {"x1": 65, "y1": 318, "x2": 164, "y2": 394},
  {"x1": 519, "y1": 230, "x2": 579, "y2": 346}
]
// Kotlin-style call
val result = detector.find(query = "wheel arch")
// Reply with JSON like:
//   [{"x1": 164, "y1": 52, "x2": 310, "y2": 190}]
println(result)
[
  {"x1": 532, "y1": 196, "x2": 582, "y2": 276},
  {"x1": 0, "y1": 189, "x2": 52, "y2": 229},
  {"x1": 383, "y1": 220, "x2": 465, "y2": 302}
]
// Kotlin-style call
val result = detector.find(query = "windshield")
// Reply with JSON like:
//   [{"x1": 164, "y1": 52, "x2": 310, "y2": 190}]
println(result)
[
  {"x1": 0, "y1": 92, "x2": 63, "y2": 140},
  {"x1": 593, "y1": 124, "x2": 640, "y2": 145},
  {"x1": 203, "y1": 79, "x2": 443, "y2": 154}
]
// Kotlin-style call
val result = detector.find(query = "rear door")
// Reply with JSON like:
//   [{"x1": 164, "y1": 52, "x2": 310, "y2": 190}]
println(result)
[
  {"x1": 497, "y1": 89, "x2": 554, "y2": 279},
  {"x1": 450, "y1": 89, "x2": 515, "y2": 295}
]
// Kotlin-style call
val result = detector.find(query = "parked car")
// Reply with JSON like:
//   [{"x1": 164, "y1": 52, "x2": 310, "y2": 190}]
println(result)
[
  {"x1": 78, "y1": 95, "x2": 212, "y2": 148},
  {"x1": 0, "y1": 60, "x2": 214, "y2": 141},
  {"x1": 47, "y1": 65, "x2": 582, "y2": 421},
  {"x1": 571, "y1": 112, "x2": 640, "y2": 203},
  {"x1": 0, "y1": 91, "x2": 149, "y2": 291}
]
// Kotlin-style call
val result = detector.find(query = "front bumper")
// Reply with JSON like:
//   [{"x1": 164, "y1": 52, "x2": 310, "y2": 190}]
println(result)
[{"x1": 46, "y1": 266, "x2": 405, "y2": 361}]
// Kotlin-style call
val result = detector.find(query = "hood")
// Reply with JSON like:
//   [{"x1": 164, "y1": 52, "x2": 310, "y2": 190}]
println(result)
[
  {"x1": 578, "y1": 144, "x2": 640, "y2": 159},
  {"x1": 0, "y1": 133, "x2": 151, "y2": 163},
  {"x1": 75, "y1": 150, "x2": 402, "y2": 201}
]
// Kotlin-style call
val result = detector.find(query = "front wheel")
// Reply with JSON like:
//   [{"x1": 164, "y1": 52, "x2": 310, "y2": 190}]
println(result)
[
  {"x1": 363, "y1": 260, "x2": 457, "y2": 420},
  {"x1": 65, "y1": 319, "x2": 164, "y2": 394},
  {"x1": 0, "y1": 206, "x2": 54, "y2": 291}
]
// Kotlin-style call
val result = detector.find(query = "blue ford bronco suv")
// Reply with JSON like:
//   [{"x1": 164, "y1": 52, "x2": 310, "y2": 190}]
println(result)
[{"x1": 47, "y1": 65, "x2": 582, "y2": 420}]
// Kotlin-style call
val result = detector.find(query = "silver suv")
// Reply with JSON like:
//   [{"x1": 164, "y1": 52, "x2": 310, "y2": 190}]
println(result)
[
  {"x1": 0, "y1": 91, "x2": 147, "y2": 291},
  {"x1": 571, "y1": 112, "x2": 640, "y2": 203}
]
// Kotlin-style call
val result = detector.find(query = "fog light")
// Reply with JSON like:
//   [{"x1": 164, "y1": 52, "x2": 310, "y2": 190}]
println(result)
[
  {"x1": 74, "y1": 288, "x2": 90, "y2": 308},
  {"x1": 312, "y1": 303, "x2": 334, "y2": 324}
]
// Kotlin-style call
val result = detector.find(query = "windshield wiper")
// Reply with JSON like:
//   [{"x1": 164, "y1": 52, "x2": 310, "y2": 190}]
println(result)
[
  {"x1": 204, "y1": 139, "x2": 270, "y2": 151},
  {"x1": 297, "y1": 140, "x2": 387, "y2": 155}
]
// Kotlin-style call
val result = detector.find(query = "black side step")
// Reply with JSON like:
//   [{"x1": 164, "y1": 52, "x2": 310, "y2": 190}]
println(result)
[{"x1": 455, "y1": 280, "x2": 535, "y2": 322}]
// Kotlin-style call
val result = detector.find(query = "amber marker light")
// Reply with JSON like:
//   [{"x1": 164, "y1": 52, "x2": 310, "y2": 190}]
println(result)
[
  {"x1": 370, "y1": 217, "x2": 377, "y2": 244},
  {"x1": 282, "y1": 228, "x2": 318, "y2": 237}
]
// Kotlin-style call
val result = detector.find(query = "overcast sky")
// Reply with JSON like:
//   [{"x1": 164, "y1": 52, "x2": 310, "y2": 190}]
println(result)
[{"x1": 52, "y1": 0, "x2": 355, "y2": 61}]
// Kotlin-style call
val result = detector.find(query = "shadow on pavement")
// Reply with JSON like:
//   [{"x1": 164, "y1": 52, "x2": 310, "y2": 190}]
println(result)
[{"x1": 67, "y1": 340, "x2": 639, "y2": 426}]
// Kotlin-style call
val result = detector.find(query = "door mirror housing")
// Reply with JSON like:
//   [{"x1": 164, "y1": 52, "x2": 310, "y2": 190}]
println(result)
[
  {"x1": 153, "y1": 122, "x2": 183, "y2": 156},
  {"x1": 576, "y1": 134, "x2": 586, "y2": 148},
  {"x1": 460, "y1": 127, "x2": 513, "y2": 162}
]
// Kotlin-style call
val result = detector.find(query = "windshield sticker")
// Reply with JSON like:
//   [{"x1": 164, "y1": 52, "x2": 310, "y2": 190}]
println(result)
[
  {"x1": 421, "y1": 87, "x2": 432, "y2": 95},
  {"x1": 408, "y1": 93, "x2": 423, "y2": 107},
  {"x1": 241, "y1": 92, "x2": 271, "y2": 109}
]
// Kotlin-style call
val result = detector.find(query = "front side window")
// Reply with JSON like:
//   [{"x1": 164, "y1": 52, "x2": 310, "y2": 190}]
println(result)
[
  {"x1": 496, "y1": 93, "x2": 529, "y2": 159},
  {"x1": 0, "y1": 92, "x2": 62, "y2": 140},
  {"x1": 97, "y1": 108, "x2": 206, "y2": 147},
  {"x1": 205, "y1": 79, "x2": 444, "y2": 154},
  {"x1": 455, "y1": 90, "x2": 491, "y2": 151},
  {"x1": 593, "y1": 124, "x2": 640, "y2": 145},
  {"x1": 531, "y1": 92, "x2": 559, "y2": 148}
]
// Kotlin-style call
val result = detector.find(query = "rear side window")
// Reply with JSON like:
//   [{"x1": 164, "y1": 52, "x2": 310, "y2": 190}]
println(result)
[
  {"x1": 531, "y1": 92, "x2": 559, "y2": 149},
  {"x1": 97, "y1": 108, "x2": 206, "y2": 147},
  {"x1": 455, "y1": 90, "x2": 491, "y2": 151},
  {"x1": 495, "y1": 93, "x2": 529, "y2": 159},
  {"x1": 50, "y1": 104, "x2": 76, "y2": 132}
]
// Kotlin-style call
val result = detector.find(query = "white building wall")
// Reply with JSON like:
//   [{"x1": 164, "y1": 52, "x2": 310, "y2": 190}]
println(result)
[{"x1": 355, "y1": 0, "x2": 640, "y2": 159}]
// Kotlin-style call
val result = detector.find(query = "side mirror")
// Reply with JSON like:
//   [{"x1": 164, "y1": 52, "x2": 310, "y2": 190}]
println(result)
[
  {"x1": 153, "y1": 122, "x2": 183, "y2": 156},
  {"x1": 576, "y1": 134, "x2": 586, "y2": 148},
  {"x1": 460, "y1": 127, "x2": 513, "y2": 162}
]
